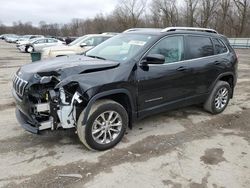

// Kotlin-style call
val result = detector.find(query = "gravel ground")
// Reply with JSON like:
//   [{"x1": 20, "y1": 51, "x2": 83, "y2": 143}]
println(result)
[{"x1": 0, "y1": 40, "x2": 250, "y2": 188}]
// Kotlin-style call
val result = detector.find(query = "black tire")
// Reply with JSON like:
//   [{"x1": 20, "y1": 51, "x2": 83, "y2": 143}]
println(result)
[
  {"x1": 25, "y1": 45, "x2": 34, "y2": 53},
  {"x1": 204, "y1": 81, "x2": 231, "y2": 114},
  {"x1": 77, "y1": 100, "x2": 128, "y2": 151}
]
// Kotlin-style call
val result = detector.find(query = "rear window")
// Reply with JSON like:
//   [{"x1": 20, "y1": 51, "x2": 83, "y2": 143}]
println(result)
[
  {"x1": 212, "y1": 38, "x2": 228, "y2": 54},
  {"x1": 186, "y1": 36, "x2": 214, "y2": 59}
]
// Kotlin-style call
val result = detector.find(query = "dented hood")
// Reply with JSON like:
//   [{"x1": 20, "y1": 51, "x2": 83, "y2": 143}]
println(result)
[{"x1": 19, "y1": 55, "x2": 119, "y2": 78}]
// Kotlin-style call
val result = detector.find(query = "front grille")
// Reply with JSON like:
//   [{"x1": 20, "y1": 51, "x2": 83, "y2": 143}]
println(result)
[{"x1": 13, "y1": 74, "x2": 28, "y2": 97}]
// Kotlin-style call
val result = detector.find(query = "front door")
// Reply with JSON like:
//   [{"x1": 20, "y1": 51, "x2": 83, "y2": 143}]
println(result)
[{"x1": 137, "y1": 35, "x2": 198, "y2": 114}]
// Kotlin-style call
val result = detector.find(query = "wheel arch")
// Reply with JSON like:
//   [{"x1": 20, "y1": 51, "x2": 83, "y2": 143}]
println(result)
[
  {"x1": 81, "y1": 89, "x2": 136, "y2": 129},
  {"x1": 210, "y1": 72, "x2": 235, "y2": 98}
]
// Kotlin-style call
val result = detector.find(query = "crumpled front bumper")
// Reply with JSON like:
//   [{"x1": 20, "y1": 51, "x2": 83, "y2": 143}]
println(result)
[
  {"x1": 12, "y1": 88, "x2": 39, "y2": 134},
  {"x1": 15, "y1": 108, "x2": 39, "y2": 134}
]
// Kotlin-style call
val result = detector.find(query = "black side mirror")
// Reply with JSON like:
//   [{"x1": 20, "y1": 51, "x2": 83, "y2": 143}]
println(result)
[{"x1": 141, "y1": 54, "x2": 165, "y2": 65}]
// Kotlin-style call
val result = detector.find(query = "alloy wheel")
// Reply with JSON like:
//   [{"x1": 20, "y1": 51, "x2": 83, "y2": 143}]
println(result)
[
  {"x1": 214, "y1": 87, "x2": 229, "y2": 110},
  {"x1": 91, "y1": 111, "x2": 122, "y2": 144}
]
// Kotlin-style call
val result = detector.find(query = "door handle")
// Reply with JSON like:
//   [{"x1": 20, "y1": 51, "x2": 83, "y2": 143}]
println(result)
[{"x1": 176, "y1": 66, "x2": 188, "y2": 71}]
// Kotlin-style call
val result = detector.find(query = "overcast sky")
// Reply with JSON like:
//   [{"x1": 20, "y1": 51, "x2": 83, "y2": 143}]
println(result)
[{"x1": 0, "y1": 0, "x2": 118, "y2": 26}]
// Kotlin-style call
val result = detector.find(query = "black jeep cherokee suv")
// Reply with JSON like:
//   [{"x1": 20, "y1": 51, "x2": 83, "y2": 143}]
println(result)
[{"x1": 12, "y1": 27, "x2": 238, "y2": 150}]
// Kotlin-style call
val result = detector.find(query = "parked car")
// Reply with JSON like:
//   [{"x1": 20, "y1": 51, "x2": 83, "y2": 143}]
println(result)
[
  {"x1": 65, "y1": 37, "x2": 78, "y2": 44},
  {"x1": 0, "y1": 34, "x2": 15, "y2": 40},
  {"x1": 16, "y1": 35, "x2": 44, "y2": 46},
  {"x1": 5, "y1": 34, "x2": 20, "y2": 43},
  {"x1": 18, "y1": 38, "x2": 65, "y2": 53},
  {"x1": 41, "y1": 33, "x2": 115, "y2": 59},
  {"x1": 12, "y1": 27, "x2": 237, "y2": 151}
]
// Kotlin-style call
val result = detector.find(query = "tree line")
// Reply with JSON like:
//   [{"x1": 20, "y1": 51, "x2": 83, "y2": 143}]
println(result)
[{"x1": 0, "y1": 0, "x2": 249, "y2": 37}]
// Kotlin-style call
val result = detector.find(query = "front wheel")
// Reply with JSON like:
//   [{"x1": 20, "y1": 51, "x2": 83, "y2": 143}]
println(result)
[
  {"x1": 77, "y1": 100, "x2": 128, "y2": 151},
  {"x1": 204, "y1": 81, "x2": 231, "y2": 114},
  {"x1": 26, "y1": 46, "x2": 34, "y2": 53}
]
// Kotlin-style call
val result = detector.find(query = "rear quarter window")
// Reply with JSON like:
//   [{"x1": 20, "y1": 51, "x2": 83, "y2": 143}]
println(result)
[
  {"x1": 212, "y1": 38, "x2": 228, "y2": 54},
  {"x1": 186, "y1": 36, "x2": 214, "y2": 59}
]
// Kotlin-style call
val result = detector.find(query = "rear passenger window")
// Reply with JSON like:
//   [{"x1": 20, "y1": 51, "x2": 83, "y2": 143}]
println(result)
[
  {"x1": 148, "y1": 36, "x2": 184, "y2": 64},
  {"x1": 212, "y1": 38, "x2": 228, "y2": 54},
  {"x1": 186, "y1": 36, "x2": 214, "y2": 59}
]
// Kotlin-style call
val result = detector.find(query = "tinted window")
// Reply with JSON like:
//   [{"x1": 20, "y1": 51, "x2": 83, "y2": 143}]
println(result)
[
  {"x1": 47, "y1": 39, "x2": 57, "y2": 43},
  {"x1": 148, "y1": 36, "x2": 184, "y2": 64},
  {"x1": 34, "y1": 39, "x2": 46, "y2": 44},
  {"x1": 186, "y1": 36, "x2": 214, "y2": 59},
  {"x1": 212, "y1": 38, "x2": 228, "y2": 54},
  {"x1": 82, "y1": 37, "x2": 94, "y2": 46},
  {"x1": 82, "y1": 37, "x2": 108, "y2": 46}
]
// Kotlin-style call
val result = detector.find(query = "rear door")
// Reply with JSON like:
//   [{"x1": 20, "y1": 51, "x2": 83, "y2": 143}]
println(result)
[
  {"x1": 33, "y1": 39, "x2": 47, "y2": 51},
  {"x1": 46, "y1": 39, "x2": 58, "y2": 48},
  {"x1": 184, "y1": 35, "x2": 223, "y2": 94}
]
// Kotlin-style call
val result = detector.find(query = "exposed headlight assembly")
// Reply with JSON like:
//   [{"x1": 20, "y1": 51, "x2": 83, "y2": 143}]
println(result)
[{"x1": 40, "y1": 76, "x2": 52, "y2": 84}]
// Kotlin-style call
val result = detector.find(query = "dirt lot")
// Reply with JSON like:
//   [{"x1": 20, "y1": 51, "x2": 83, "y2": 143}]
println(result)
[{"x1": 0, "y1": 40, "x2": 250, "y2": 188}]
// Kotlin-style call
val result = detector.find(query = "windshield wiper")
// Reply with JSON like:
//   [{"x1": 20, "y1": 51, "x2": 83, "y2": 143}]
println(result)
[{"x1": 87, "y1": 55, "x2": 106, "y2": 60}]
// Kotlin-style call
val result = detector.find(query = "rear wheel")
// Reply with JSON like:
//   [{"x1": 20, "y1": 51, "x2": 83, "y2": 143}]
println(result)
[
  {"x1": 77, "y1": 100, "x2": 128, "y2": 151},
  {"x1": 204, "y1": 81, "x2": 231, "y2": 114}
]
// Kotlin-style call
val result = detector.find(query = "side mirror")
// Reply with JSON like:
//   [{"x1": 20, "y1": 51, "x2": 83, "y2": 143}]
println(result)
[
  {"x1": 141, "y1": 54, "x2": 165, "y2": 65},
  {"x1": 80, "y1": 43, "x2": 87, "y2": 48}
]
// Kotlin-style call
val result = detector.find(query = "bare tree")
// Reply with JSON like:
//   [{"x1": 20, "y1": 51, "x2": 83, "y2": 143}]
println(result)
[
  {"x1": 149, "y1": 0, "x2": 162, "y2": 27},
  {"x1": 197, "y1": 0, "x2": 218, "y2": 27},
  {"x1": 218, "y1": 0, "x2": 232, "y2": 34},
  {"x1": 113, "y1": 0, "x2": 147, "y2": 30},
  {"x1": 233, "y1": 0, "x2": 249, "y2": 36},
  {"x1": 184, "y1": 0, "x2": 199, "y2": 27},
  {"x1": 151, "y1": 0, "x2": 179, "y2": 27},
  {"x1": 1, "y1": 0, "x2": 250, "y2": 38}
]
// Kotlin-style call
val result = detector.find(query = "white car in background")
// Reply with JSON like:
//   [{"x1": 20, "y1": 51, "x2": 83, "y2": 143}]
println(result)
[
  {"x1": 5, "y1": 34, "x2": 20, "y2": 43},
  {"x1": 16, "y1": 35, "x2": 44, "y2": 46},
  {"x1": 41, "y1": 33, "x2": 115, "y2": 59},
  {"x1": 21, "y1": 38, "x2": 65, "y2": 53}
]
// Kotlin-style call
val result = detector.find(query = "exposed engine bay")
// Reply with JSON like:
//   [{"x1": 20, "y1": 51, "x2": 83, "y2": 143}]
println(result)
[{"x1": 26, "y1": 76, "x2": 84, "y2": 131}]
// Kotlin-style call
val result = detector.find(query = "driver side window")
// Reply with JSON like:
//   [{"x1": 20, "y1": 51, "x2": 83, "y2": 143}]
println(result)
[
  {"x1": 148, "y1": 36, "x2": 184, "y2": 64},
  {"x1": 82, "y1": 37, "x2": 94, "y2": 46}
]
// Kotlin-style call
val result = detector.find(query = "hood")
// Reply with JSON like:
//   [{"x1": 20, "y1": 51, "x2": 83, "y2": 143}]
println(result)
[{"x1": 19, "y1": 55, "x2": 120, "y2": 80}]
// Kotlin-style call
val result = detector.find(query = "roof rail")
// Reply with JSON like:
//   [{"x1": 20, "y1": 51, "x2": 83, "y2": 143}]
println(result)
[
  {"x1": 101, "y1": 32, "x2": 119, "y2": 35},
  {"x1": 161, "y1": 27, "x2": 218, "y2": 34},
  {"x1": 123, "y1": 28, "x2": 162, "y2": 33}
]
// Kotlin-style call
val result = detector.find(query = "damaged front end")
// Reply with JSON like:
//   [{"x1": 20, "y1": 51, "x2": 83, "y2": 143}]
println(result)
[
  {"x1": 12, "y1": 55, "x2": 120, "y2": 134},
  {"x1": 13, "y1": 72, "x2": 86, "y2": 134}
]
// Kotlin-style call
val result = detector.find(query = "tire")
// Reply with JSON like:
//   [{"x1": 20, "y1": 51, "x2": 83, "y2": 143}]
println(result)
[
  {"x1": 77, "y1": 100, "x2": 128, "y2": 151},
  {"x1": 204, "y1": 81, "x2": 231, "y2": 114},
  {"x1": 26, "y1": 46, "x2": 34, "y2": 53}
]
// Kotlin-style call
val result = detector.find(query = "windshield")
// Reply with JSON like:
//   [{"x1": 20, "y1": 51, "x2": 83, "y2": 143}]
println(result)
[
  {"x1": 86, "y1": 33, "x2": 156, "y2": 62},
  {"x1": 68, "y1": 36, "x2": 88, "y2": 46}
]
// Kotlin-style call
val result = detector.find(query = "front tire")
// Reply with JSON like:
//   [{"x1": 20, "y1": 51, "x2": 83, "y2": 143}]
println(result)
[
  {"x1": 77, "y1": 100, "x2": 128, "y2": 151},
  {"x1": 26, "y1": 46, "x2": 34, "y2": 53},
  {"x1": 204, "y1": 81, "x2": 231, "y2": 114}
]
